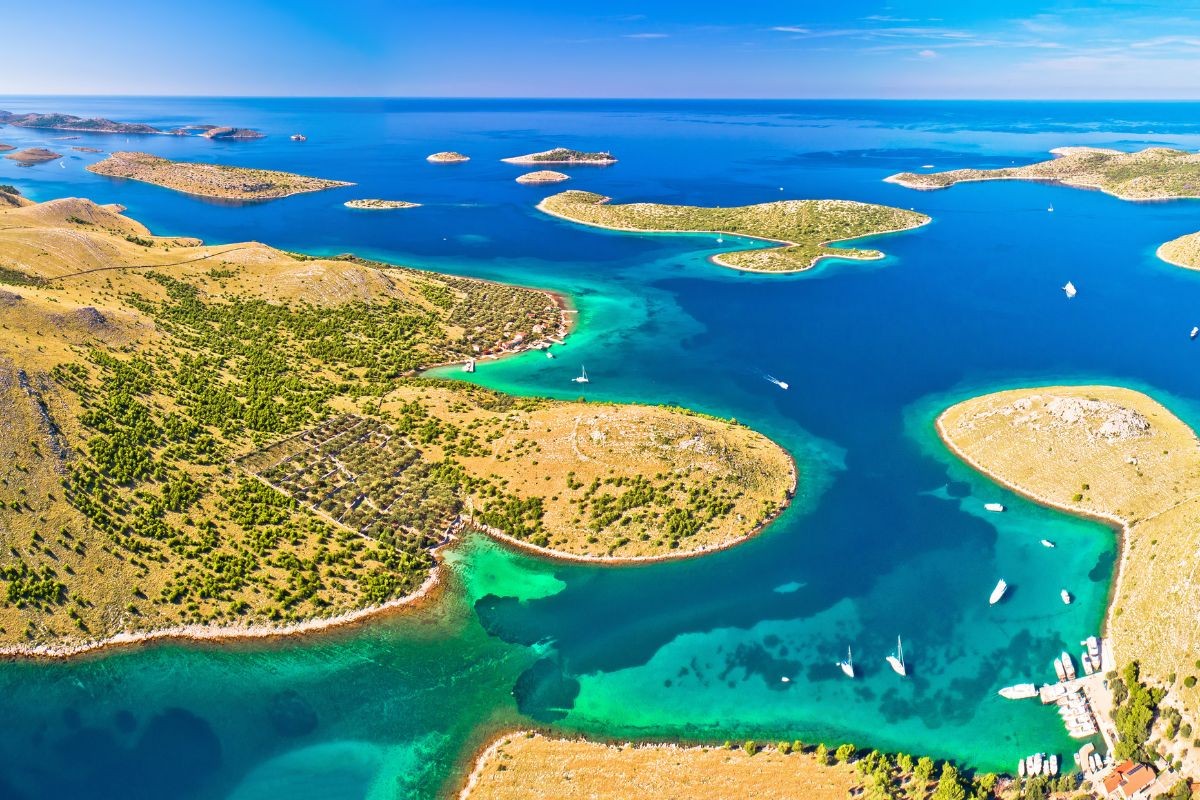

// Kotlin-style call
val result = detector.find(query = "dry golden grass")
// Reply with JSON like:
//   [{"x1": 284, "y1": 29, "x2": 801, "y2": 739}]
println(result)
[
  {"x1": 461, "y1": 733, "x2": 860, "y2": 800},
  {"x1": 1157, "y1": 231, "x2": 1200, "y2": 271},
  {"x1": 86, "y1": 151, "x2": 352, "y2": 200},
  {"x1": 938, "y1": 386, "x2": 1200, "y2": 747}
]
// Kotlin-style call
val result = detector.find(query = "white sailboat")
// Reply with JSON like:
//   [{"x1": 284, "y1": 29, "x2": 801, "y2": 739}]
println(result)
[
  {"x1": 989, "y1": 579, "x2": 1008, "y2": 605},
  {"x1": 462, "y1": 358, "x2": 476, "y2": 374},
  {"x1": 572, "y1": 365, "x2": 589, "y2": 384},
  {"x1": 1063, "y1": 281, "x2": 1077, "y2": 298},
  {"x1": 837, "y1": 647, "x2": 855, "y2": 678},
  {"x1": 886, "y1": 636, "x2": 907, "y2": 677}
]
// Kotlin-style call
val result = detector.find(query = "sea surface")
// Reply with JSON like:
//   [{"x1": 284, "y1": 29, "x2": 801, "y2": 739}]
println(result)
[{"x1": 4, "y1": 97, "x2": 1200, "y2": 798}]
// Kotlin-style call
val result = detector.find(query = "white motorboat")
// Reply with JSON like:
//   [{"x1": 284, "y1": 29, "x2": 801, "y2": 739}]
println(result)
[
  {"x1": 1063, "y1": 281, "x2": 1077, "y2": 298},
  {"x1": 1061, "y1": 652, "x2": 1077, "y2": 681},
  {"x1": 1040, "y1": 539, "x2": 1055, "y2": 548},
  {"x1": 984, "y1": 502, "x2": 1005, "y2": 512},
  {"x1": 1191, "y1": 326, "x2": 1198, "y2": 340},
  {"x1": 290, "y1": 133, "x2": 307, "y2": 141},
  {"x1": 998, "y1": 683, "x2": 1038, "y2": 700},
  {"x1": 1055, "y1": 657, "x2": 1067, "y2": 682},
  {"x1": 886, "y1": 636, "x2": 907, "y2": 677},
  {"x1": 989, "y1": 579, "x2": 1008, "y2": 605},
  {"x1": 463, "y1": 358, "x2": 476, "y2": 373},
  {"x1": 1061, "y1": 589, "x2": 1072, "y2": 604}
]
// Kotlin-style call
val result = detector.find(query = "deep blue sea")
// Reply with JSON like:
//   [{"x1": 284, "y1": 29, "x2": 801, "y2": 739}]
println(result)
[{"x1": 3, "y1": 97, "x2": 1200, "y2": 799}]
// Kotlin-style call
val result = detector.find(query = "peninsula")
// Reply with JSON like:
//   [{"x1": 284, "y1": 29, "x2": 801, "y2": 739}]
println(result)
[
  {"x1": 428, "y1": 151, "x2": 470, "y2": 163},
  {"x1": 887, "y1": 146, "x2": 1200, "y2": 201},
  {"x1": 0, "y1": 195, "x2": 793, "y2": 653},
  {"x1": 515, "y1": 170, "x2": 569, "y2": 184},
  {"x1": 537, "y1": 190, "x2": 930, "y2": 273},
  {"x1": 1156, "y1": 230, "x2": 1200, "y2": 270},
  {"x1": 0, "y1": 110, "x2": 263, "y2": 139},
  {"x1": 200, "y1": 126, "x2": 266, "y2": 140},
  {"x1": 503, "y1": 147, "x2": 616, "y2": 165},
  {"x1": 4, "y1": 147, "x2": 62, "y2": 165},
  {"x1": 86, "y1": 151, "x2": 353, "y2": 200},
  {"x1": 938, "y1": 386, "x2": 1200, "y2": 764},
  {"x1": 461, "y1": 734, "x2": 860, "y2": 800},
  {"x1": 343, "y1": 198, "x2": 421, "y2": 209}
]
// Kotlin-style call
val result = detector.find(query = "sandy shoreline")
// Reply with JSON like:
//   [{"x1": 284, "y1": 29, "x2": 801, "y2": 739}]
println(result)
[
  {"x1": 535, "y1": 197, "x2": 930, "y2": 274},
  {"x1": 1155, "y1": 241, "x2": 1200, "y2": 271},
  {"x1": 933, "y1": 407, "x2": 1130, "y2": 642}
]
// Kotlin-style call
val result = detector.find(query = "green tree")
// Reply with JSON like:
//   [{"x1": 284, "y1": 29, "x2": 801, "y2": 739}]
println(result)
[
  {"x1": 814, "y1": 743, "x2": 829, "y2": 765},
  {"x1": 835, "y1": 743, "x2": 857, "y2": 763},
  {"x1": 931, "y1": 764, "x2": 966, "y2": 800},
  {"x1": 913, "y1": 756, "x2": 935, "y2": 785}
]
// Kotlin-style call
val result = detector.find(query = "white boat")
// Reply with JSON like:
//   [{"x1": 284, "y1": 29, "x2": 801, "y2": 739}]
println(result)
[
  {"x1": 716, "y1": 235, "x2": 724, "y2": 244},
  {"x1": 463, "y1": 358, "x2": 476, "y2": 373},
  {"x1": 1048, "y1": 755, "x2": 1059, "y2": 776},
  {"x1": 1063, "y1": 281, "x2": 1077, "y2": 298},
  {"x1": 1048, "y1": 204, "x2": 1054, "y2": 212},
  {"x1": 1061, "y1": 589, "x2": 1072, "y2": 605},
  {"x1": 984, "y1": 502, "x2": 1005, "y2": 512},
  {"x1": 989, "y1": 579, "x2": 1008, "y2": 605},
  {"x1": 998, "y1": 683, "x2": 1038, "y2": 700},
  {"x1": 886, "y1": 636, "x2": 907, "y2": 677},
  {"x1": 1031, "y1": 753, "x2": 1043, "y2": 775},
  {"x1": 1086, "y1": 636, "x2": 1100, "y2": 659},
  {"x1": 921, "y1": 164, "x2": 935, "y2": 169},
  {"x1": 1191, "y1": 327, "x2": 1198, "y2": 340},
  {"x1": 572, "y1": 365, "x2": 589, "y2": 384},
  {"x1": 1040, "y1": 539, "x2": 1056, "y2": 548},
  {"x1": 780, "y1": 676, "x2": 791, "y2": 683},
  {"x1": 1018, "y1": 759, "x2": 1027, "y2": 778},
  {"x1": 764, "y1": 374, "x2": 789, "y2": 391},
  {"x1": 545, "y1": 350, "x2": 554, "y2": 359},
  {"x1": 838, "y1": 646, "x2": 855, "y2": 678},
  {"x1": 1061, "y1": 652, "x2": 1077, "y2": 681},
  {"x1": 1054, "y1": 657, "x2": 1067, "y2": 682},
  {"x1": 290, "y1": 133, "x2": 307, "y2": 141}
]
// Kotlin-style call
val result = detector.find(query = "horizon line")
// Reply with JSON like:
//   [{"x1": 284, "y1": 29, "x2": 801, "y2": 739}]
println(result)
[{"x1": 8, "y1": 93, "x2": 1200, "y2": 103}]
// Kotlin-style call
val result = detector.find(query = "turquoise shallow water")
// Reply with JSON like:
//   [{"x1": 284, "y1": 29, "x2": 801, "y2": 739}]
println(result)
[{"x1": 4, "y1": 97, "x2": 1200, "y2": 797}]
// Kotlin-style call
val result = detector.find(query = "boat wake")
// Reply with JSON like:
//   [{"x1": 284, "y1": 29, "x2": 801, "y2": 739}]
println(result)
[{"x1": 761, "y1": 372, "x2": 790, "y2": 391}]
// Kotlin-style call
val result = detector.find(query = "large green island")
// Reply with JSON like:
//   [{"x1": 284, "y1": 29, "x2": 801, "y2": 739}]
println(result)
[
  {"x1": 537, "y1": 190, "x2": 930, "y2": 273},
  {"x1": 888, "y1": 146, "x2": 1200, "y2": 201},
  {"x1": 0, "y1": 191, "x2": 794, "y2": 655}
]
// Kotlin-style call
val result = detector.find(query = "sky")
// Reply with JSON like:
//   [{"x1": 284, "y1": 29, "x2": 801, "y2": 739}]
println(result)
[{"x1": 8, "y1": 0, "x2": 1200, "y2": 98}]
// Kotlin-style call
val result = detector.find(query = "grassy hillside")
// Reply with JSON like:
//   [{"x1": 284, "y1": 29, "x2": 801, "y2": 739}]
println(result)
[
  {"x1": 538, "y1": 190, "x2": 929, "y2": 273},
  {"x1": 87, "y1": 152, "x2": 352, "y2": 200},
  {"x1": 0, "y1": 197, "x2": 793, "y2": 649}
]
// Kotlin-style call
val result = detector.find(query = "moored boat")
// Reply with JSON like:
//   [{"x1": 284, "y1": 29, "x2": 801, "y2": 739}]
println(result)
[
  {"x1": 1064, "y1": 281, "x2": 1077, "y2": 298},
  {"x1": 1040, "y1": 539, "x2": 1055, "y2": 548},
  {"x1": 984, "y1": 502, "x2": 1005, "y2": 512},
  {"x1": 1061, "y1": 589, "x2": 1072, "y2": 604},
  {"x1": 989, "y1": 579, "x2": 1008, "y2": 605},
  {"x1": 999, "y1": 683, "x2": 1038, "y2": 700},
  {"x1": 572, "y1": 365, "x2": 589, "y2": 384},
  {"x1": 886, "y1": 636, "x2": 907, "y2": 677},
  {"x1": 463, "y1": 358, "x2": 476, "y2": 373},
  {"x1": 1048, "y1": 755, "x2": 1058, "y2": 776},
  {"x1": 838, "y1": 646, "x2": 855, "y2": 678},
  {"x1": 290, "y1": 133, "x2": 307, "y2": 141},
  {"x1": 1061, "y1": 652, "x2": 1077, "y2": 681},
  {"x1": 1054, "y1": 657, "x2": 1067, "y2": 682}
]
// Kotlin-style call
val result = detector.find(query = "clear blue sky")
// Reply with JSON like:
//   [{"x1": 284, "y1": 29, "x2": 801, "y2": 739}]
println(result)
[{"x1": 6, "y1": 1, "x2": 1200, "y2": 98}]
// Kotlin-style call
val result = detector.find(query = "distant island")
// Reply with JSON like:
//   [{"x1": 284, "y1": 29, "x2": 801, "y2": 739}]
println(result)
[
  {"x1": 537, "y1": 190, "x2": 929, "y2": 273},
  {"x1": 502, "y1": 147, "x2": 617, "y2": 165},
  {"x1": 344, "y1": 198, "x2": 421, "y2": 210},
  {"x1": 70, "y1": 146, "x2": 104, "y2": 154},
  {"x1": 87, "y1": 151, "x2": 353, "y2": 200},
  {"x1": 0, "y1": 143, "x2": 15, "y2": 152},
  {"x1": 0, "y1": 109, "x2": 263, "y2": 139},
  {"x1": 4, "y1": 147, "x2": 62, "y2": 165},
  {"x1": 939, "y1": 385, "x2": 1200, "y2": 771},
  {"x1": 200, "y1": 126, "x2": 266, "y2": 141},
  {"x1": 427, "y1": 151, "x2": 470, "y2": 163},
  {"x1": 1156, "y1": 230, "x2": 1200, "y2": 270},
  {"x1": 887, "y1": 146, "x2": 1200, "y2": 201},
  {"x1": 0, "y1": 194, "x2": 794, "y2": 655},
  {"x1": 515, "y1": 170, "x2": 569, "y2": 184}
]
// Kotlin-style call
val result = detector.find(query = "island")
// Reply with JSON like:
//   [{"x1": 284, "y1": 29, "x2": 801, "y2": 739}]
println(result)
[
  {"x1": 0, "y1": 194, "x2": 794, "y2": 655},
  {"x1": 462, "y1": 733, "x2": 860, "y2": 800},
  {"x1": 537, "y1": 190, "x2": 930, "y2": 273},
  {"x1": 515, "y1": 170, "x2": 569, "y2": 184},
  {"x1": 343, "y1": 198, "x2": 421, "y2": 210},
  {"x1": 887, "y1": 146, "x2": 1200, "y2": 201},
  {"x1": 938, "y1": 386, "x2": 1200, "y2": 768},
  {"x1": 86, "y1": 151, "x2": 353, "y2": 200},
  {"x1": 70, "y1": 146, "x2": 104, "y2": 153},
  {"x1": 502, "y1": 147, "x2": 617, "y2": 165},
  {"x1": 200, "y1": 126, "x2": 267, "y2": 141},
  {"x1": 0, "y1": 110, "x2": 264, "y2": 139},
  {"x1": 4, "y1": 147, "x2": 62, "y2": 165},
  {"x1": 0, "y1": 143, "x2": 15, "y2": 152},
  {"x1": 427, "y1": 151, "x2": 470, "y2": 163}
]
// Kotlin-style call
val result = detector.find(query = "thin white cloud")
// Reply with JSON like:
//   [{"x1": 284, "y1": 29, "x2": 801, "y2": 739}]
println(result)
[
  {"x1": 624, "y1": 32, "x2": 668, "y2": 39},
  {"x1": 917, "y1": 49, "x2": 938, "y2": 58},
  {"x1": 769, "y1": 26, "x2": 810, "y2": 34}
]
